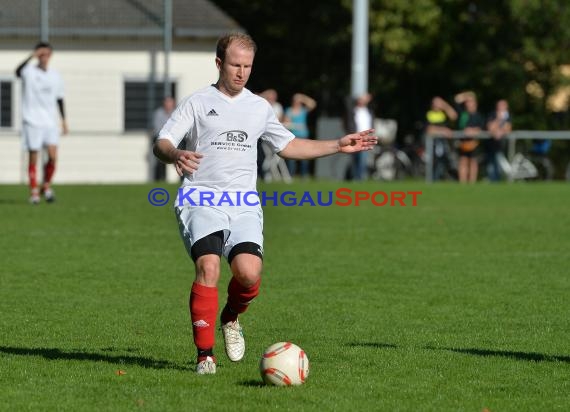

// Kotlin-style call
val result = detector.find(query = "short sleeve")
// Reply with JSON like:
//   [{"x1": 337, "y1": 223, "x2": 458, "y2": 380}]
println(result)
[
  {"x1": 157, "y1": 96, "x2": 195, "y2": 147},
  {"x1": 261, "y1": 104, "x2": 294, "y2": 153},
  {"x1": 20, "y1": 63, "x2": 33, "y2": 80}
]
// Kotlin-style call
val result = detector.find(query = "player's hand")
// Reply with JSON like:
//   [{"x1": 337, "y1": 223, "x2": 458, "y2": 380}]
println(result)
[
  {"x1": 174, "y1": 150, "x2": 203, "y2": 176},
  {"x1": 61, "y1": 121, "x2": 69, "y2": 136},
  {"x1": 338, "y1": 129, "x2": 377, "y2": 153}
]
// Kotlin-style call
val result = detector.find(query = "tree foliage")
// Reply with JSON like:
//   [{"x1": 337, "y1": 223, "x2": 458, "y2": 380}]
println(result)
[
  {"x1": 211, "y1": 0, "x2": 353, "y2": 115},
  {"x1": 211, "y1": 0, "x2": 570, "y2": 133}
]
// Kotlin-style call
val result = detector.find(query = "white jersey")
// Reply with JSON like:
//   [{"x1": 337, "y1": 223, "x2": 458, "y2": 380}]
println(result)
[
  {"x1": 20, "y1": 64, "x2": 64, "y2": 128},
  {"x1": 158, "y1": 85, "x2": 294, "y2": 199}
]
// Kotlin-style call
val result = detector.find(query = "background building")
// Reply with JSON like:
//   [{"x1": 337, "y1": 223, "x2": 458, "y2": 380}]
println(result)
[{"x1": 0, "y1": 0, "x2": 241, "y2": 183}]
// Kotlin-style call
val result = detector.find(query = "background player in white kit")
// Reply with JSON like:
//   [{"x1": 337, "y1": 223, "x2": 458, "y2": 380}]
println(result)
[
  {"x1": 154, "y1": 33, "x2": 377, "y2": 374},
  {"x1": 16, "y1": 42, "x2": 68, "y2": 204}
]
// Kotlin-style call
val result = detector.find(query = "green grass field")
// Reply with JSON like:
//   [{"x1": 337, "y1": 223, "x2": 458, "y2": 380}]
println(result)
[{"x1": 1, "y1": 181, "x2": 569, "y2": 411}]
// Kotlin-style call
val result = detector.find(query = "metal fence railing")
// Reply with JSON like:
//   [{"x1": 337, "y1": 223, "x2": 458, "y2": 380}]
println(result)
[{"x1": 425, "y1": 131, "x2": 570, "y2": 182}]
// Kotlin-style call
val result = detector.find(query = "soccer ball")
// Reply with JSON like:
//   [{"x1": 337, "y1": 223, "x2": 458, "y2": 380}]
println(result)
[{"x1": 259, "y1": 342, "x2": 309, "y2": 386}]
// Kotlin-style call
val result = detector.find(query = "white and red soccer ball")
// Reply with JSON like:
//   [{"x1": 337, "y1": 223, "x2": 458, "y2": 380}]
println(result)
[{"x1": 259, "y1": 342, "x2": 309, "y2": 386}]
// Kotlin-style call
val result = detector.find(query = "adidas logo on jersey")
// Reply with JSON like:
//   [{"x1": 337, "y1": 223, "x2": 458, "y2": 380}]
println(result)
[{"x1": 207, "y1": 109, "x2": 219, "y2": 116}]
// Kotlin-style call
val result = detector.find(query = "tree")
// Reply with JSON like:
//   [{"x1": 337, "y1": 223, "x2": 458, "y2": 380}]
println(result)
[
  {"x1": 212, "y1": 0, "x2": 570, "y2": 134},
  {"x1": 212, "y1": 0, "x2": 353, "y2": 115},
  {"x1": 366, "y1": 0, "x2": 570, "y2": 131}
]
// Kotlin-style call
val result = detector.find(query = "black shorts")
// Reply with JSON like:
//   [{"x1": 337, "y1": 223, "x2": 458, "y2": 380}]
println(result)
[
  {"x1": 458, "y1": 148, "x2": 477, "y2": 158},
  {"x1": 191, "y1": 231, "x2": 263, "y2": 264}
]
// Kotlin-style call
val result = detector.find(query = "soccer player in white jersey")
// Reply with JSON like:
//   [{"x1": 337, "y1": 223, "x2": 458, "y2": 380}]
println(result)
[
  {"x1": 16, "y1": 42, "x2": 68, "y2": 204},
  {"x1": 154, "y1": 33, "x2": 377, "y2": 375}
]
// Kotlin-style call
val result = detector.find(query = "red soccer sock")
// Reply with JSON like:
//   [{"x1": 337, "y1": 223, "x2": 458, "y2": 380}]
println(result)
[
  {"x1": 43, "y1": 160, "x2": 56, "y2": 185},
  {"x1": 28, "y1": 164, "x2": 38, "y2": 190},
  {"x1": 221, "y1": 277, "x2": 261, "y2": 324},
  {"x1": 190, "y1": 282, "x2": 218, "y2": 353}
]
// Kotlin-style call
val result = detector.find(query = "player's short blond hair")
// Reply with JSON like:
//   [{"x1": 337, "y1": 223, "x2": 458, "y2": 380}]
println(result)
[{"x1": 216, "y1": 33, "x2": 257, "y2": 62}]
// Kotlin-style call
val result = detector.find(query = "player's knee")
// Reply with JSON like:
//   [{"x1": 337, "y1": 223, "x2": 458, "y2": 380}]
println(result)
[
  {"x1": 195, "y1": 256, "x2": 221, "y2": 285},
  {"x1": 229, "y1": 243, "x2": 263, "y2": 287},
  {"x1": 234, "y1": 271, "x2": 261, "y2": 288}
]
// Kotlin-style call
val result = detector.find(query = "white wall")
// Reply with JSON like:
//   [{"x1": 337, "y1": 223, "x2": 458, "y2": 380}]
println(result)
[
  {"x1": 0, "y1": 132, "x2": 180, "y2": 184},
  {"x1": 0, "y1": 49, "x2": 217, "y2": 133},
  {"x1": 58, "y1": 50, "x2": 217, "y2": 133},
  {"x1": 0, "y1": 46, "x2": 218, "y2": 183}
]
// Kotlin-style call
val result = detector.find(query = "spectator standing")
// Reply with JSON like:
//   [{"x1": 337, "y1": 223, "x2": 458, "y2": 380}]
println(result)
[
  {"x1": 259, "y1": 89, "x2": 284, "y2": 122},
  {"x1": 284, "y1": 93, "x2": 317, "y2": 178},
  {"x1": 425, "y1": 96, "x2": 457, "y2": 181},
  {"x1": 455, "y1": 91, "x2": 485, "y2": 183},
  {"x1": 485, "y1": 99, "x2": 512, "y2": 182},
  {"x1": 258, "y1": 89, "x2": 284, "y2": 178},
  {"x1": 345, "y1": 93, "x2": 375, "y2": 180},
  {"x1": 150, "y1": 96, "x2": 176, "y2": 181}
]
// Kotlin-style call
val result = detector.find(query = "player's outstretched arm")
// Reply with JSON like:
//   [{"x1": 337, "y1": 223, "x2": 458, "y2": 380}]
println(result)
[
  {"x1": 279, "y1": 129, "x2": 376, "y2": 160},
  {"x1": 153, "y1": 139, "x2": 203, "y2": 176}
]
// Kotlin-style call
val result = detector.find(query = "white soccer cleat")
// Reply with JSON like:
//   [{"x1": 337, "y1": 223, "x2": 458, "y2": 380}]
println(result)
[
  {"x1": 29, "y1": 189, "x2": 40, "y2": 205},
  {"x1": 43, "y1": 188, "x2": 55, "y2": 203},
  {"x1": 221, "y1": 319, "x2": 245, "y2": 362},
  {"x1": 196, "y1": 356, "x2": 216, "y2": 375}
]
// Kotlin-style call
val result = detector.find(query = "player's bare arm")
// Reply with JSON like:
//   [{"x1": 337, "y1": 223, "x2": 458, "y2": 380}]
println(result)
[
  {"x1": 279, "y1": 128, "x2": 376, "y2": 160},
  {"x1": 295, "y1": 93, "x2": 317, "y2": 111},
  {"x1": 15, "y1": 52, "x2": 35, "y2": 77},
  {"x1": 153, "y1": 139, "x2": 203, "y2": 176}
]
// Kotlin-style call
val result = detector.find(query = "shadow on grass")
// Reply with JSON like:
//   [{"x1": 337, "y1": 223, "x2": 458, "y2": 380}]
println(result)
[
  {"x1": 0, "y1": 346, "x2": 191, "y2": 371},
  {"x1": 348, "y1": 342, "x2": 398, "y2": 349},
  {"x1": 0, "y1": 199, "x2": 20, "y2": 205},
  {"x1": 348, "y1": 342, "x2": 570, "y2": 364},
  {"x1": 426, "y1": 346, "x2": 570, "y2": 364},
  {"x1": 239, "y1": 379, "x2": 265, "y2": 387}
]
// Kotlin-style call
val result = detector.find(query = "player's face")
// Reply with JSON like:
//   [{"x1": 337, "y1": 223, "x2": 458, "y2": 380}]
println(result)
[
  {"x1": 216, "y1": 42, "x2": 254, "y2": 97},
  {"x1": 37, "y1": 48, "x2": 52, "y2": 68}
]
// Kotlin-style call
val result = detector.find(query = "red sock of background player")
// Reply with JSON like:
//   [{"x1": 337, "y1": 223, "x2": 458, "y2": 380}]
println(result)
[
  {"x1": 190, "y1": 282, "x2": 218, "y2": 360},
  {"x1": 220, "y1": 277, "x2": 261, "y2": 324},
  {"x1": 28, "y1": 164, "x2": 38, "y2": 191},
  {"x1": 43, "y1": 160, "x2": 56, "y2": 188}
]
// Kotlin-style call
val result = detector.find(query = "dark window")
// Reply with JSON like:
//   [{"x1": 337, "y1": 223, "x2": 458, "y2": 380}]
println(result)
[
  {"x1": 124, "y1": 81, "x2": 176, "y2": 131},
  {"x1": 0, "y1": 81, "x2": 12, "y2": 128}
]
